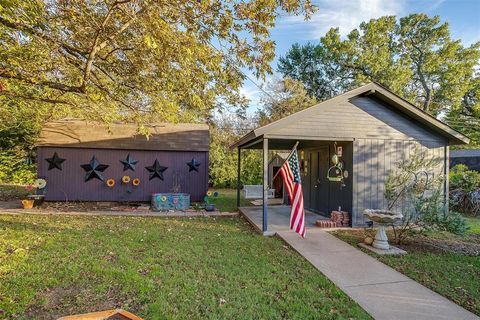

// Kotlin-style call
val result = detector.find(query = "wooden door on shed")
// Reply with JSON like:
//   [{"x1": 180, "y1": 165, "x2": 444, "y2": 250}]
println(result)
[{"x1": 305, "y1": 146, "x2": 330, "y2": 215}]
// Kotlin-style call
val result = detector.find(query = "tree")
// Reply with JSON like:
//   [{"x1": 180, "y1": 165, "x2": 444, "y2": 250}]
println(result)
[
  {"x1": 256, "y1": 77, "x2": 317, "y2": 126},
  {"x1": 0, "y1": 0, "x2": 315, "y2": 127},
  {"x1": 397, "y1": 14, "x2": 480, "y2": 114},
  {"x1": 444, "y1": 73, "x2": 480, "y2": 147},
  {"x1": 277, "y1": 43, "x2": 344, "y2": 100},
  {"x1": 279, "y1": 14, "x2": 480, "y2": 117},
  {"x1": 209, "y1": 114, "x2": 262, "y2": 188}
]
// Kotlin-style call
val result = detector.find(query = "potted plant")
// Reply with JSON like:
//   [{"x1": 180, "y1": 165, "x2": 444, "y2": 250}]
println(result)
[
  {"x1": 21, "y1": 184, "x2": 35, "y2": 209},
  {"x1": 204, "y1": 191, "x2": 219, "y2": 212},
  {"x1": 21, "y1": 179, "x2": 47, "y2": 209}
]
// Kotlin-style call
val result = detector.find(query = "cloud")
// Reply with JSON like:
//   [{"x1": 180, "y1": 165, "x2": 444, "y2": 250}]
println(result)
[{"x1": 276, "y1": 0, "x2": 406, "y2": 39}]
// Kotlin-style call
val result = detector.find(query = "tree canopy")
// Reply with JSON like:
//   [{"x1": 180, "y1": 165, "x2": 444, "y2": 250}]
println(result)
[
  {"x1": 278, "y1": 14, "x2": 480, "y2": 118},
  {"x1": 256, "y1": 77, "x2": 317, "y2": 126},
  {"x1": 0, "y1": 0, "x2": 315, "y2": 126}
]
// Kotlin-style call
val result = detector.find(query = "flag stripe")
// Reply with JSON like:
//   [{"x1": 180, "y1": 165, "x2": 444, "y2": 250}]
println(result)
[{"x1": 278, "y1": 149, "x2": 306, "y2": 238}]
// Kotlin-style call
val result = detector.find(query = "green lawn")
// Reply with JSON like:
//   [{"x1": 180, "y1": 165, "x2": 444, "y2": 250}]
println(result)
[
  {"x1": 330, "y1": 226, "x2": 480, "y2": 316},
  {"x1": 0, "y1": 214, "x2": 370, "y2": 319},
  {"x1": 209, "y1": 188, "x2": 251, "y2": 212},
  {"x1": 466, "y1": 216, "x2": 480, "y2": 235}
]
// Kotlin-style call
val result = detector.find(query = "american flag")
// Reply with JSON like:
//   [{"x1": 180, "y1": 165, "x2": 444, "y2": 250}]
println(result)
[{"x1": 279, "y1": 148, "x2": 306, "y2": 237}]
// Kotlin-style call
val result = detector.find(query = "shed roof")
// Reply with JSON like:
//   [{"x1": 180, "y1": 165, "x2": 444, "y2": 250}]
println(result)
[
  {"x1": 231, "y1": 82, "x2": 470, "y2": 148},
  {"x1": 36, "y1": 120, "x2": 209, "y2": 152},
  {"x1": 450, "y1": 149, "x2": 480, "y2": 158}
]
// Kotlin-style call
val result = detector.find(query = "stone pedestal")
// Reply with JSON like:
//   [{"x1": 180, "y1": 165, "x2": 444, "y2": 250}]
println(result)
[{"x1": 372, "y1": 225, "x2": 390, "y2": 250}]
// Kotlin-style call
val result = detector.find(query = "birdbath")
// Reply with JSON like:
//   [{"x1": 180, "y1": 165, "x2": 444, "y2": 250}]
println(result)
[{"x1": 363, "y1": 209, "x2": 403, "y2": 250}]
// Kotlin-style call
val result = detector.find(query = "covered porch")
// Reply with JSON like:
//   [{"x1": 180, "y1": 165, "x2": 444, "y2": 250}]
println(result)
[
  {"x1": 233, "y1": 136, "x2": 353, "y2": 235},
  {"x1": 238, "y1": 205, "x2": 328, "y2": 234}
]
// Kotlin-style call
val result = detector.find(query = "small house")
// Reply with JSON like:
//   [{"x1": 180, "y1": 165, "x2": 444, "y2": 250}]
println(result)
[
  {"x1": 232, "y1": 82, "x2": 470, "y2": 229},
  {"x1": 36, "y1": 120, "x2": 209, "y2": 202}
]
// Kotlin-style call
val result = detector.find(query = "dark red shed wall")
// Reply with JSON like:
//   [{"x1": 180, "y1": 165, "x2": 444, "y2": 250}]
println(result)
[{"x1": 37, "y1": 147, "x2": 208, "y2": 202}]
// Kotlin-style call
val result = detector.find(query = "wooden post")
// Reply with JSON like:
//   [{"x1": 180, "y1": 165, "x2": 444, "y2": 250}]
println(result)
[
  {"x1": 263, "y1": 138, "x2": 269, "y2": 233},
  {"x1": 236, "y1": 147, "x2": 241, "y2": 208}
]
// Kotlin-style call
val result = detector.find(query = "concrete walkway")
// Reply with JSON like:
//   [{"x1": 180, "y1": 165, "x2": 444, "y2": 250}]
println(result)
[{"x1": 240, "y1": 206, "x2": 479, "y2": 320}]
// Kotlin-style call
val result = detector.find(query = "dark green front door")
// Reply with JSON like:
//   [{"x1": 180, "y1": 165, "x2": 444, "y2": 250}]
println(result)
[{"x1": 305, "y1": 146, "x2": 330, "y2": 215}]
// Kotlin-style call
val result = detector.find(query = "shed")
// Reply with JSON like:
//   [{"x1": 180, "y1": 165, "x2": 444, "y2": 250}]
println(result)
[
  {"x1": 450, "y1": 149, "x2": 480, "y2": 171},
  {"x1": 232, "y1": 82, "x2": 470, "y2": 230},
  {"x1": 36, "y1": 120, "x2": 209, "y2": 202}
]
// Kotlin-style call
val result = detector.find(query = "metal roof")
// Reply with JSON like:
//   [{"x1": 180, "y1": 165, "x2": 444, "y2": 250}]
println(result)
[
  {"x1": 450, "y1": 149, "x2": 480, "y2": 158},
  {"x1": 36, "y1": 120, "x2": 209, "y2": 152},
  {"x1": 231, "y1": 82, "x2": 470, "y2": 149}
]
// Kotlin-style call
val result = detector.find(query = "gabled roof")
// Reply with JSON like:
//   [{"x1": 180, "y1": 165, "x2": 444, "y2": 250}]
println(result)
[
  {"x1": 231, "y1": 82, "x2": 469, "y2": 148},
  {"x1": 36, "y1": 119, "x2": 209, "y2": 152}
]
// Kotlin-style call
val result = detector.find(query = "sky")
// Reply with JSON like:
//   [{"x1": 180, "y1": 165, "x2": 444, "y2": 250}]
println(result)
[{"x1": 239, "y1": 0, "x2": 480, "y2": 115}]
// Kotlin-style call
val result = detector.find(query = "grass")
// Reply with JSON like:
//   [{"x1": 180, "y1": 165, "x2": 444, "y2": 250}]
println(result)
[
  {"x1": 330, "y1": 226, "x2": 480, "y2": 316},
  {"x1": 466, "y1": 216, "x2": 480, "y2": 235},
  {"x1": 208, "y1": 188, "x2": 251, "y2": 213},
  {"x1": 0, "y1": 214, "x2": 370, "y2": 319}
]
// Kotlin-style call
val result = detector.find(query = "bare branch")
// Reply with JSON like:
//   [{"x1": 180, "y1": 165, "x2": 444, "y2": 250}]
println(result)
[
  {"x1": 0, "y1": 90, "x2": 76, "y2": 106},
  {"x1": 0, "y1": 69, "x2": 84, "y2": 93}
]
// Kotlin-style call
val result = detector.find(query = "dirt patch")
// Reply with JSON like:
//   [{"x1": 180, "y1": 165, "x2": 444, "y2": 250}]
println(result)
[
  {"x1": 21, "y1": 285, "x2": 141, "y2": 320},
  {"x1": 39, "y1": 201, "x2": 151, "y2": 212},
  {"x1": 335, "y1": 229, "x2": 480, "y2": 256},
  {"x1": 402, "y1": 235, "x2": 480, "y2": 256}
]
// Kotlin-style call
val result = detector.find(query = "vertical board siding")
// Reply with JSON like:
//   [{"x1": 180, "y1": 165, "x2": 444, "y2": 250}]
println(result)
[
  {"x1": 38, "y1": 147, "x2": 208, "y2": 202},
  {"x1": 352, "y1": 139, "x2": 447, "y2": 226}
]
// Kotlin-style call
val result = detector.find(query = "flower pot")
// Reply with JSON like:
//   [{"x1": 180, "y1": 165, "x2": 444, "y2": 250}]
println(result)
[{"x1": 21, "y1": 199, "x2": 34, "y2": 209}]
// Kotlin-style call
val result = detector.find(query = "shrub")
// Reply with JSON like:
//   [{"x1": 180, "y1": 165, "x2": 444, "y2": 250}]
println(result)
[
  {"x1": 449, "y1": 164, "x2": 480, "y2": 192},
  {"x1": 449, "y1": 164, "x2": 480, "y2": 216},
  {"x1": 423, "y1": 210, "x2": 468, "y2": 235},
  {"x1": 385, "y1": 151, "x2": 468, "y2": 243},
  {"x1": 0, "y1": 149, "x2": 36, "y2": 185}
]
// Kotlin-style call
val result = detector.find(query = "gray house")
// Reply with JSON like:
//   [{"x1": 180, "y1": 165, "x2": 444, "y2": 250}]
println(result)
[{"x1": 232, "y1": 82, "x2": 469, "y2": 229}]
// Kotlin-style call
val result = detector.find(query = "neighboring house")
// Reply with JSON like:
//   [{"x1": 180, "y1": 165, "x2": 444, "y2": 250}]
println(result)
[
  {"x1": 36, "y1": 120, "x2": 209, "y2": 201},
  {"x1": 450, "y1": 149, "x2": 480, "y2": 171},
  {"x1": 232, "y1": 82, "x2": 470, "y2": 228}
]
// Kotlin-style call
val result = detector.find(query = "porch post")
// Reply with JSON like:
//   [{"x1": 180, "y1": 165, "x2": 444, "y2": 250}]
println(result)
[
  {"x1": 263, "y1": 138, "x2": 269, "y2": 232},
  {"x1": 236, "y1": 147, "x2": 241, "y2": 208}
]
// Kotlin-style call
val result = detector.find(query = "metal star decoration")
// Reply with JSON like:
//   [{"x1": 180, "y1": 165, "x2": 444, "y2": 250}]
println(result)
[
  {"x1": 45, "y1": 152, "x2": 66, "y2": 171},
  {"x1": 80, "y1": 156, "x2": 109, "y2": 182},
  {"x1": 120, "y1": 153, "x2": 138, "y2": 171},
  {"x1": 186, "y1": 158, "x2": 201, "y2": 172},
  {"x1": 145, "y1": 159, "x2": 168, "y2": 180}
]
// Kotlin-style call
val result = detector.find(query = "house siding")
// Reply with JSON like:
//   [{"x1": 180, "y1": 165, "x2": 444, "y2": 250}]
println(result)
[
  {"x1": 266, "y1": 96, "x2": 443, "y2": 142},
  {"x1": 37, "y1": 147, "x2": 209, "y2": 202},
  {"x1": 352, "y1": 139, "x2": 446, "y2": 226}
]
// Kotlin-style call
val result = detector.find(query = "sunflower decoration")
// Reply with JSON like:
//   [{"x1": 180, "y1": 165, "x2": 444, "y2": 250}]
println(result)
[
  {"x1": 132, "y1": 178, "x2": 141, "y2": 186},
  {"x1": 33, "y1": 178, "x2": 47, "y2": 189},
  {"x1": 207, "y1": 191, "x2": 212, "y2": 197},
  {"x1": 106, "y1": 178, "x2": 115, "y2": 188},
  {"x1": 122, "y1": 175, "x2": 131, "y2": 184}
]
